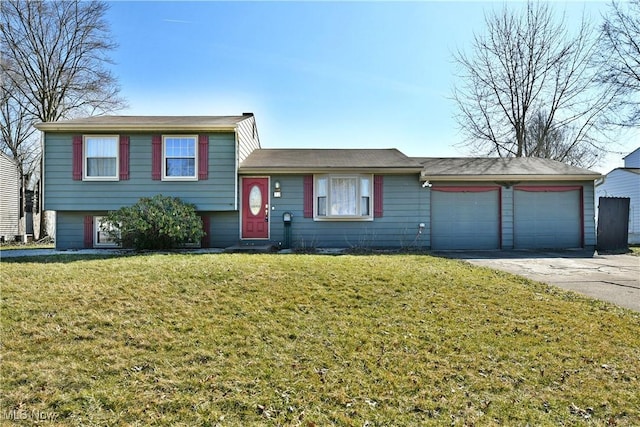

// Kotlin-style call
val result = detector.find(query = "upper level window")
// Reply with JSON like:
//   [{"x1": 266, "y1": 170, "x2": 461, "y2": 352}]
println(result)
[
  {"x1": 163, "y1": 136, "x2": 198, "y2": 180},
  {"x1": 84, "y1": 136, "x2": 118, "y2": 180},
  {"x1": 315, "y1": 174, "x2": 372, "y2": 220}
]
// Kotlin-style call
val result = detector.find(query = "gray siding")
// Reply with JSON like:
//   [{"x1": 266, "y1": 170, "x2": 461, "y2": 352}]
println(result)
[
  {"x1": 501, "y1": 187, "x2": 514, "y2": 249},
  {"x1": 58, "y1": 210, "x2": 241, "y2": 250},
  {"x1": 0, "y1": 153, "x2": 19, "y2": 239},
  {"x1": 207, "y1": 211, "x2": 240, "y2": 248},
  {"x1": 56, "y1": 211, "x2": 94, "y2": 250},
  {"x1": 259, "y1": 174, "x2": 427, "y2": 249},
  {"x1": 44, "y1": 132, "x2": 237, "y2": 211},
  {"x1": 583, "y1": 183, "x2": 596, "y2": 247}
]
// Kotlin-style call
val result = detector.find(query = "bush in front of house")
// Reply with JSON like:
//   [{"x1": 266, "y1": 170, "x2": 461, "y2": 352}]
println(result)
[{"x1": 102, "y1": 195, "x2": 204, "y2": 250}]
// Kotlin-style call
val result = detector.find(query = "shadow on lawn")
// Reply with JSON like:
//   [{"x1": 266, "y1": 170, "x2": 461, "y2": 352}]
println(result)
[
  {"x1": 0, "y1": 253, "x2": 135, "y2": 264},
  {"x1": 3, "y1": 247, "x2": 628, "y2": 265},
  {"x1": 432, "y1": 248, "x2": 601, "y2": 261}
]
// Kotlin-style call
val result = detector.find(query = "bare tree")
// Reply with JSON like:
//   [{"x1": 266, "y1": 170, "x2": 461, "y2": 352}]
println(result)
[
  {"x1": 452, "y1": 1, "x2": 614, "y2": 167},
  {"x1": 525, "y1": 110, "x2": 599, "y2": 168},
  {"x1": 597, "y1": 0, "x2": 640, "y2": 127},
  {"x1": 1, "y1": 0, "x2": 127, "y2": 238}
]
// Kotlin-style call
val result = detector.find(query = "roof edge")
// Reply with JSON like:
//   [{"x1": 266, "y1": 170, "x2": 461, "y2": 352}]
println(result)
[
  {"x1": 420, "y1": 174, "x2": 603, "y2": 182},
  {"x1": 34, "y1": 122, "x2": 239, "y2": 132},
  {"x1": 34, "y1": 114, "x2": 255, "y2": 132},
  {"x1": 239, "y1": 167, "x2": 424, "y2": 174}
]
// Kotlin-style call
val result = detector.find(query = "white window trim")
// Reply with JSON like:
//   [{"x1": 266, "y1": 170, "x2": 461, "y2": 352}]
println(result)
[
  {"x1": 314, "y1": 174, "x2": 374, "y2": 221},
  {"x1": 162, "y1": 135, "x2": 198, "y2": 181},
  {"x1": 83, "y1": 135, "x2": 119, "y2": 181},
  {"x1": 94, "y1": 216, "x2": 120, "y2": 248}
]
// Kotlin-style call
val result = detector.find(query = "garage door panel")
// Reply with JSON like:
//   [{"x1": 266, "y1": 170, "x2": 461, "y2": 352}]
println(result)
[
  {"x1": 431, "y1": 190, "x2": 500, "y2": 250},
  {"x1": 514, "y1": 189, "x2": 581, "y2": 249}
]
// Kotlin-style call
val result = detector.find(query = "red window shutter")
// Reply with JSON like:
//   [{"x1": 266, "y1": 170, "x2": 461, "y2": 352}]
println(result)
[
  {"x1": 83, "y1": 216, "x2": 93, "y2": 248},
  {"x1": 151, "y1": 135, "x2": 162, "y2": 180},
  {"x1": 198, "y1": 134, "x2": 209, "y2": 180},
  {"x1": 72, "y1": 135, "x2": 83, "y2": 180},
  {"x1": 374, "y1": 175, "x2": 383, "y2": 218},
  {"x1": 303, "y1": 175, "x2": 314, "y2": 218},
  {"x1": 119, "y1": 135, "x2": 130, "y2": 180},
  {"x1": 200, "y1": 215, "x2": 211, "y2": 248}
]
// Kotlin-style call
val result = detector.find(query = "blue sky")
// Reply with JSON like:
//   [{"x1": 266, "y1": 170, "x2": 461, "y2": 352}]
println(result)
[{"x1": 106, "y1": 1, "x2": 637, "y2": 173}]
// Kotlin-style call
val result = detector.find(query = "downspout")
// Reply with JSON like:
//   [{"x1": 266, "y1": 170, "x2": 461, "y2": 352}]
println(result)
[
  {"x1": 234, "y1": 129, "x2": 239, "y2": 211},
  {"x1": 580, "y1": 186, "x2": 585, "y2": 248},
  {"x1": 40, "y1": 131, "x2": 46, "y2": 240}
]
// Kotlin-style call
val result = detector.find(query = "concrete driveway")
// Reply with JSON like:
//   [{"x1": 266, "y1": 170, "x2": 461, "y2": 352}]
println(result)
[{"x1": 440, "y1": 250, "x2": 640, "y2": 312}]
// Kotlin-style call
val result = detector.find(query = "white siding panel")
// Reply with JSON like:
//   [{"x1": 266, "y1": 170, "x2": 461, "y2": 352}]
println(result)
[
  {"x1": 623, "y1": 148, "x2": 640, "y2": 168},
  {"x1": 236, "y1": 116, "x2": 260, "y2": 162},
  {"x1": 0, "y1": 153, "x2": 19, "y2": 239}
]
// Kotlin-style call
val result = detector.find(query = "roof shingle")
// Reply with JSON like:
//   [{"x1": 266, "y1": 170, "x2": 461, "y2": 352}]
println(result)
[
  {"x1": 240, "y1": 149, "x2": 423, "y2": 171},
  {"x1": 415, "y1": 157, "x2": 601, "y2": 180}
]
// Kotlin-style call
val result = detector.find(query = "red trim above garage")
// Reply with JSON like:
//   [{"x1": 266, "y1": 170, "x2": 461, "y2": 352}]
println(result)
[{"x1": 514, "y1": 185, "x2": 582, "y2": 192}]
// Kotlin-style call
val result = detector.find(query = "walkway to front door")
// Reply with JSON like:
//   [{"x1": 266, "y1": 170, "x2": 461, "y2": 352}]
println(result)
[{"x1": 241, "y1": 177, "x2": 269, "y2": 239}]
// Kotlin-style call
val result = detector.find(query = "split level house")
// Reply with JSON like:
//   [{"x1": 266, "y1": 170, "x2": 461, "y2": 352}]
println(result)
[{"x1": 35, "y1": 114, "x2": 602, "y2": 251}]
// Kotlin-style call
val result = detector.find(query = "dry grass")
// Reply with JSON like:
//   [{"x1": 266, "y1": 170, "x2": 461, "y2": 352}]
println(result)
[{"x1": 1, "y1": 253, "x2": 639, "y2": 426}]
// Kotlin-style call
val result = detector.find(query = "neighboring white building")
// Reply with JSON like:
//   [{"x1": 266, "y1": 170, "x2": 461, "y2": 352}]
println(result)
[
  {"x1": 596, "y1": 147, "x2": 640, "y2": 244},
  {"x1": 0, "y1": 152, "x2": 20, "y2": 242}
]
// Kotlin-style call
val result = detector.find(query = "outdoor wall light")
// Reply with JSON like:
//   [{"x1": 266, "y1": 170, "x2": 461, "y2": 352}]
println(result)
[
  {"x1": 273, "y1": 181, "x2": 282, "y2": 198},
  {"x1": 274, "y1": 181, "x2": 281, "y2": 190}
]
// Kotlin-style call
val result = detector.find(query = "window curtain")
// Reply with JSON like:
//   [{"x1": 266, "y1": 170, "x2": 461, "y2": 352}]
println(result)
[
  {"x1": 86, "y1": 137, "x2": 117, "y2": 177},
  {"x1": 330, "y1": 177, "x2": 357, "y2": 215}
]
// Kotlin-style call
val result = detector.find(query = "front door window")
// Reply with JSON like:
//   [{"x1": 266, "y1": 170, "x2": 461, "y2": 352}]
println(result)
[{"x1": 249, "y1": 185, "x2": 262, "y2": 216}]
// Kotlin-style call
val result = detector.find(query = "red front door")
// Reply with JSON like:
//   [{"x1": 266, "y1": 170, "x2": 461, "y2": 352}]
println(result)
[{"x1": 242, "y1": 177, "x2": 269, "y2": 239}]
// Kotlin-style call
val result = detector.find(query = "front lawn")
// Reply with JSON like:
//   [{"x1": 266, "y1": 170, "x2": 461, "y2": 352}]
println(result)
[{"x1": 1, "y1": 253, "x2": 639, "y2": 426}]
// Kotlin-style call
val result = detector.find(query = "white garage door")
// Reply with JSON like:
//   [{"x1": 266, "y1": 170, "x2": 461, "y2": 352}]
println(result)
[
  {"x1": 514, "y1": 186, "x2": 582, "y2": 249},
  {"x1": 431, "y1": 187, "x2": 500, "y2": 250}
]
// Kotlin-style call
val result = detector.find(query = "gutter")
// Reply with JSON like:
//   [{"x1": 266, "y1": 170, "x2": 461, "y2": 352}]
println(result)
[
  {"x1": 420, "y1": 174, "x2": 603, "y2": 182},
  {"x1": 238, "y1": 167, "x2": 425, "y2": 175},
  {"x1": 34, "y1": 123, "x2": 238, "y2": 132}
]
